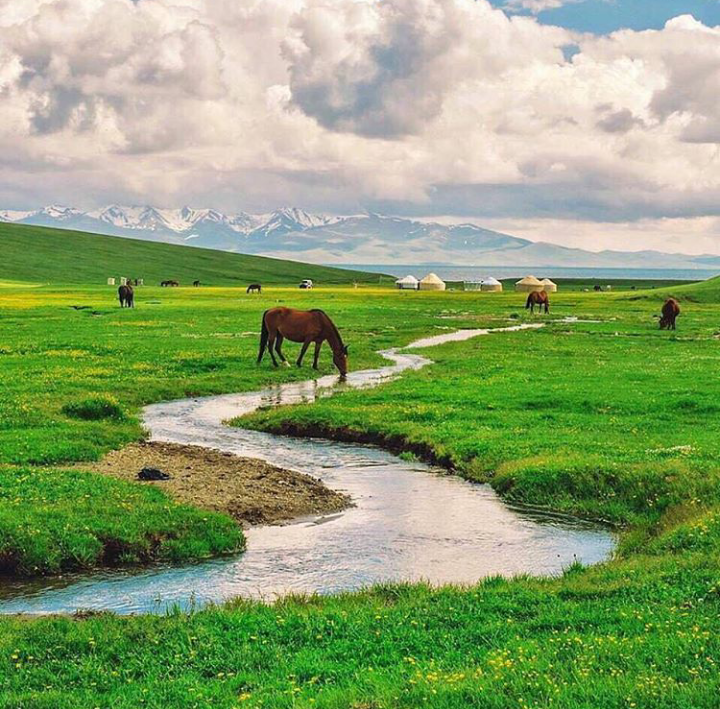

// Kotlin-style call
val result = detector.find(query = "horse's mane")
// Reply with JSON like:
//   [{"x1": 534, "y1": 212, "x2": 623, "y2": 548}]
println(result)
[{"x1": 310, "y1": 309, "x2": 344, "y2": 346}]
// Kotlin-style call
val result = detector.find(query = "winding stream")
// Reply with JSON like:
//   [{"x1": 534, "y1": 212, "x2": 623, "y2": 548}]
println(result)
[{"x1": 0, "y1": 324, "x2": 615, "y2": 615}]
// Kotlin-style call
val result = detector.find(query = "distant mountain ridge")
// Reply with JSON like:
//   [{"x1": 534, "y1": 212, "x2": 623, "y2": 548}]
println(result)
[{"x1": 1, "y1": 204, "x2": 717, "y2": 271}]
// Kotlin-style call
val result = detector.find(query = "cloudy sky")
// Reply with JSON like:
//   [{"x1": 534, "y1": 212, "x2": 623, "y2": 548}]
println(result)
[{"x1": 1, "y1": 0, "x2": 720, "y2": 253}]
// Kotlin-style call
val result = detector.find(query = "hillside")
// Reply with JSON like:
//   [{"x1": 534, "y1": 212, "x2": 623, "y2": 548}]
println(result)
[
  {"x1": 656, "y1": 275, "x2": 720, "y2": 302},
  {"x1": 0, "y1": 222, "x2": 390, "y2": 286}
]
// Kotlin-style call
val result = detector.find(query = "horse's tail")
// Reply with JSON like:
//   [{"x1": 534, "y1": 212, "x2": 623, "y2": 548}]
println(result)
[
  {"x1": 525, "y1": 293, "x2": 532, "y2": 309},
  {"x1": 257, "y1": 310, "x2": 269, "y2": 364}
]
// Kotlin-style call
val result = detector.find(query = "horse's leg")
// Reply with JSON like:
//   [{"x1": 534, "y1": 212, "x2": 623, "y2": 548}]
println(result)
[
  {"x1": 257, "y1": 320, "x2": 268, "y2": 364},
  {"x1": 275, "y1": 334, "x2": 289, "y2": 365},
  {"x1": 297, "y1": 338, "x2": 312, "y2": 367},
  {"x1": 312, "y1": 340, "x2": 322, "y2": 370},
  {"x1": 267, "y1": 332, "x2": 279, "y2": 367}
]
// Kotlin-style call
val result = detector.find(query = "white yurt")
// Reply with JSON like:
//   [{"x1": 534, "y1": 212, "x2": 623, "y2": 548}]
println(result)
[
  {"x1": 464, "y1": 280, "x2": 483, "y2": 292},
  {"x1": 395, "y1": 275, "x2": 419, "y2": 290},
  {"x1": 540, "y1": 278, "x2": 558, "y2": 293},
  {"x1": 481, "y1": 277, "x2": 503, "y2": 293},
  {"x1": 419, "y1": 273, "x2": 446, "y2": 291},
  {"x1": 515, "y1": 275, "x2": 544, "y2": 293}
]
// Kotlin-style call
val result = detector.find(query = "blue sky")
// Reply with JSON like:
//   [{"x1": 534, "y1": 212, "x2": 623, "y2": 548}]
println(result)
[{"x1": 492, "y1": 0, "x2": 720, "y2": 33}]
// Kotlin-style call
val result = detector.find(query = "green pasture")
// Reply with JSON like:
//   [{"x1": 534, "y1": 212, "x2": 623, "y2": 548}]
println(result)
[{"x1": 1, "y1": 259, "x2": 720, "y2": 706}]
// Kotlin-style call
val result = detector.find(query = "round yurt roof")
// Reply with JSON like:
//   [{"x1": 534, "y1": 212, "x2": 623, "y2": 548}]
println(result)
[
  {"x1": 484, "y1": 277, "x2": 502, "y2": 285},
  {"x1": 420, "y1": 272, "x2": 445, "y2": 285},
  {"x1": 396, "y1": 275, "x2": 418, "y2": 284},
  {"x1": 540, "y1": 278, "x2": 557, "y2": 286},
  {"x1": 516, "y1": 275, "x2": 542, "y2": 286}
]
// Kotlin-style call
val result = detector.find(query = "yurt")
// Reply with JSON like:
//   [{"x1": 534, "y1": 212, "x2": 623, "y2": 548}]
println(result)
[
  {"x1": 515, "y1": 275, "x2": 544, "y2": 293},
  {"x1": 464, "y1": 280, "x2": 483, "y2": 292},
  {"x1": 481, "y1": 277, "x2": 503, "y2": 293},
  {"x1": 395, "y1": 275, "x2": 419, "y2": 290},
  {"x1": 540, "y1": 278, "x2": 558, "y2": 293},
  {"x1": 419, "y1": 273, "x2": 446, "y2": 291}
]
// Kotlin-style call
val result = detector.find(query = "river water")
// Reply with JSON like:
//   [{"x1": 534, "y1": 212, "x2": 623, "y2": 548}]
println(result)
[{"x1": 0, "y1": 325, "x2": 615, "y2": 615}]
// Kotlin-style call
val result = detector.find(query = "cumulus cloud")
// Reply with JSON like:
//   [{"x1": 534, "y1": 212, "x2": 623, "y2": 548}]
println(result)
[
  {"x1": 0, "y1": 0, "x2": 720, "y2": 253},
  {"x1": 283, "y1": 0, "x2": 568, "y2": 137}
]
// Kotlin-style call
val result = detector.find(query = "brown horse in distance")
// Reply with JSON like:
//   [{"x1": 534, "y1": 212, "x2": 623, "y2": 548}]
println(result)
[
  {"x1": 660, "y1": 298, "x2": 680, "y2": 330},
  {"x1": 526, "y1": 290, "x2": 550, "y2": 314},
  {"x1": 118, "y1": 284, "x2": 134, "y2": 308},
  {"x1": 258, "y1": 307, "x2": 348, "y2": 376},
  {"x1": 247, "y1": 283, "x2": 262, "y2": 294}
]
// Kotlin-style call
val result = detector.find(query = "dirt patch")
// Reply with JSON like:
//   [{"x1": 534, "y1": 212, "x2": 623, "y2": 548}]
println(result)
[{"x1": 82, "y1": 441, "x2": 351, "y2": 526}]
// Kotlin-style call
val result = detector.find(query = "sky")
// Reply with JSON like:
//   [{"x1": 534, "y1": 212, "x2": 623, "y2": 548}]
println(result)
[{"x1": 1, "y1": 0, "x2": 720, "y2": 254}]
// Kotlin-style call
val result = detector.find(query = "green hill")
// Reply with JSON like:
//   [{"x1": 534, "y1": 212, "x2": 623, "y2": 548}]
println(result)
[
  {"x1": 660, "y1": 275, "x2": 720, "y2": 302},
  {"x1": 0, "y1": 222, "x2": 391, "y2": 286},
  {"x1": 622, "y1": 275, "x2": 720, "y2": 303}
]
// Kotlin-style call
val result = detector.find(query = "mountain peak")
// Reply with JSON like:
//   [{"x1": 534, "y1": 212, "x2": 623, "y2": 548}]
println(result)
[{"x1": 0, "y1": 203, "x2": 715, "y2": 271}]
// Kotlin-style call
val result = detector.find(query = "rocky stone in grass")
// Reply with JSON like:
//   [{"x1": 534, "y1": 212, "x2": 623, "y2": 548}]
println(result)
[{"x1": 138, "y1": 467, "x2": 171, "y2": 481}]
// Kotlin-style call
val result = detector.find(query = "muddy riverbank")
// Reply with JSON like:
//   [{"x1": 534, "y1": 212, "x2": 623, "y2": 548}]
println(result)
[{"x1": 83, "y1": 441, "x2": 350, "y2": 526}]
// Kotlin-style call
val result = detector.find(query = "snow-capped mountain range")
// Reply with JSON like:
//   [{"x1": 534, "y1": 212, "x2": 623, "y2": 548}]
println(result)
[{"x1": 2, "y1": 204, "x2": 719, "y2": 271}]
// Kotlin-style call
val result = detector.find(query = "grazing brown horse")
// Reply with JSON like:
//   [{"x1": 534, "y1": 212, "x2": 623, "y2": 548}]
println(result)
[
  {"x1": 161, "y1": 280, "x2": 179, "y2": 287},
  {"x1": 660, "y1": 298, "x2": 680, "y2": 330},
  {"x1": 247, "y1": 283, "x2": 262, "y2": 294},
  {"x1": 258, "y1": 307, "x2": 348, "y2": 376},
  {"x1": 526, "y1": 290, "x2": 550, "y2": 313},
  {"x1": 193, "y1": 280, "x2": 200, "y2": 287},
  {"x1": 118, "y1": 284, "x2": 134, "y2": 308}
]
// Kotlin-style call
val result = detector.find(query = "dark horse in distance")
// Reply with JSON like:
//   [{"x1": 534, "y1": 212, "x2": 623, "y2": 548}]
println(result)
[
  {"x1": 118, "y1": 284, "x2": 134, "y2": 308},
  {"x1": 660, "y1": 298, "x2": 680, "y2": 330},
  {"x1": 526, "y1": 290, "x2": 550, "y2": 314},
  {"x1": 258, "y1": 307, "x2": 348, "y2": 376},
  {"x1": 247, "y1": 283, "x2": 262, "y2": 294}
]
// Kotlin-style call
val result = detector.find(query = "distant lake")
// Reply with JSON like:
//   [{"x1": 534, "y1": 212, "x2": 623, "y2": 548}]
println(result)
[{"x1": 344, "y1": 264, "x2": 720, "y2": 282}]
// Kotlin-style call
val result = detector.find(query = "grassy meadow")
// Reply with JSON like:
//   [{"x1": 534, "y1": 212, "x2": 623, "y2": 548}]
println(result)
[{"x1": 1, "y1": 256, "x2": 720, "y2": 706}]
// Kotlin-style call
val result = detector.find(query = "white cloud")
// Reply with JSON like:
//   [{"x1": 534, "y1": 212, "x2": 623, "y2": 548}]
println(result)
[{"x1": 0, "y1": 0, "x2": 719, "y2": 253}]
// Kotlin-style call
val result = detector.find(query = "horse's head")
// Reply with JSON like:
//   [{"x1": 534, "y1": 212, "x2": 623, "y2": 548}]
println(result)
[{"x1": 333, "y1": 345, "x2": 349, "y2": 377}]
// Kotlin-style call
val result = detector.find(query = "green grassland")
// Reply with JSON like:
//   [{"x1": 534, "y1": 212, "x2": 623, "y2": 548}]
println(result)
[
  {"x1": 0, "y1": 281, "x2": 507, "y2": 574},
  {"x1": 1, "y1": 255, "x2": 720, "y2": 706},
  {"x1": 0, "y1": 222, "x2": 391, "y2": 286}
]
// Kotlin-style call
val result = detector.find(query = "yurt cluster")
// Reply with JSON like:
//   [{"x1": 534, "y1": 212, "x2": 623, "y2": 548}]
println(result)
[
  {"x1": 514, "y1": 275, "x2": 557, "y2": 293},
  {"x1": 395, "y1": 273, "x2": 558, "y2": 293},
  {"x1": 395, "y1": 273, "x2": 447, "y2": 291}
]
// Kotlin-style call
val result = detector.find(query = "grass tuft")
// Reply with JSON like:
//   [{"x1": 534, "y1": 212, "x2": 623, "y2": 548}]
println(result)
[{"x1": 61, "y1": 395, "x2": 126, "y2": 421}]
